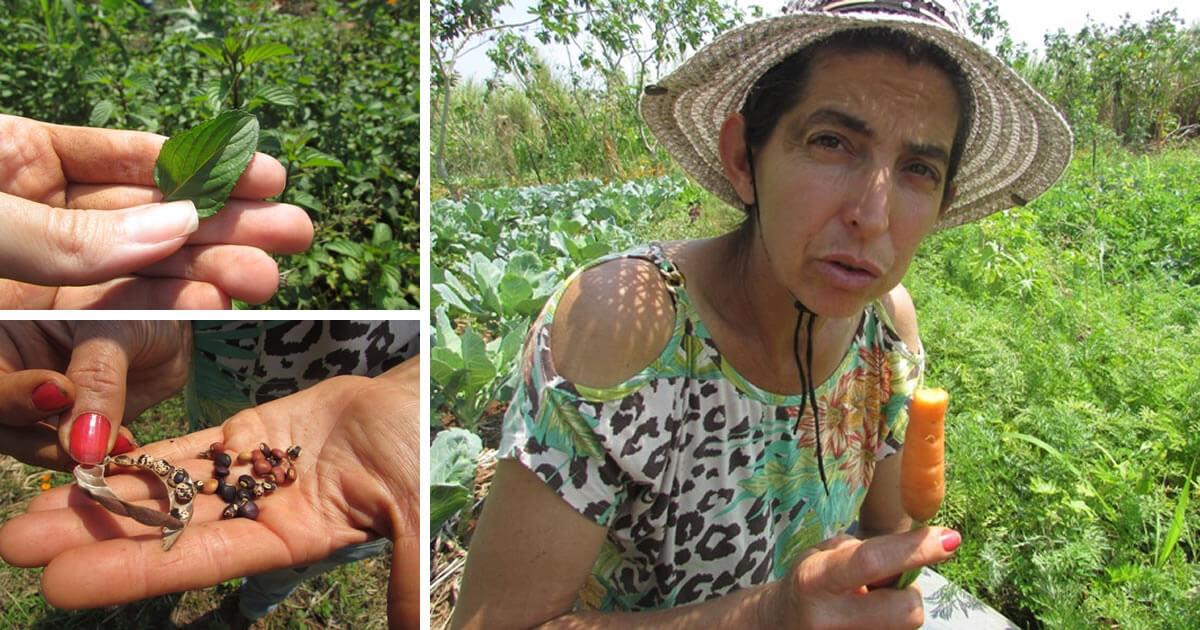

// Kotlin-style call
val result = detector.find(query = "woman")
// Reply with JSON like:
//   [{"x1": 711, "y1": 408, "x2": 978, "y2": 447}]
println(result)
[{"x1": 452, "y1": 0, "x2": 1070, "y2": 628}]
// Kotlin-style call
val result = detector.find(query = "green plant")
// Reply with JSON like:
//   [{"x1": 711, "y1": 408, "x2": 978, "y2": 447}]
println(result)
[{"x1": 154, "y1": 109, "x2": 259, "y2": 217}]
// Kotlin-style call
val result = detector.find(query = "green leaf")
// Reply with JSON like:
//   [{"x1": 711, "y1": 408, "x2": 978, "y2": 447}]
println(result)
[
  {"x1": 372, "y1": 222, "x2": 393, "y2": 245},
  {"x1": 461, "y1": 327, "x2": 497, "y2": 396},
  {"x1": 242, "y1": 42, "x2": 293, "y2": 66},
  {"x1": 431, "y1": 428, "x2": 483, "y2": 487},
  {"x1": 1156, "y1": 464, "x2": 1193, "y2": 568},
  {"x1": 88, "y1": 99, "x2": 115, "y2": 127},
  {"x1": 253, "y1": 84, "x2": 298, "y2": 107},
  {"x1": 297, "y1": 147, "x2": 345, "y2": 169},
  {"x1": 190, "y1": 38, "x2": 224, "y2": 63},
  {"x1": 154, "y1": 110, "x2": 260, "y2": 218},
  {"x1": 430, "y1": 483, "x2": 471, "y2": 533}
]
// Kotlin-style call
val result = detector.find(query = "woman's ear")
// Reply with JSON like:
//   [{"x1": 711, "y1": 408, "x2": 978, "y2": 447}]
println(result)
[{"x1": 718, "y1": 113, "x2": 756, "y2": 206}]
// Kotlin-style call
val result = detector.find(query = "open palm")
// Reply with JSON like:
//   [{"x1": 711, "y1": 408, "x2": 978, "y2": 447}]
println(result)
[
  {"x1": 0, "y1": 114, "x2": 313, "y2": 308},
  {"x1": 0, "y1": 359, "x2": 419, "y2": 627}
]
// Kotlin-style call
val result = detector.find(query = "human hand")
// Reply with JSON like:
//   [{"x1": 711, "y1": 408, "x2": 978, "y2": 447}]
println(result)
[
  {"x1": 764, "y1": 528, "x2": 962, "y2": 629},
  {"x1": 0, "y1": 321, "x2": 190, "y2": 470},
  {"x1": 0, "y1": 358, "x2": 420, "y2": 628},
  {"x1": 0, "y1": 114, "x2": 313, "y2": 308}
]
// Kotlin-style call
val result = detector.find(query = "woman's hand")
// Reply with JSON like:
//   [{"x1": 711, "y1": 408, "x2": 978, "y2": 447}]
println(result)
[
  {"x1": 0, "y1": 114, "x2": 313, "y2": 308},
  {"x1": 0, "y1": 358, "x2": 420, "y2": 628},
  {"x1": 763, "y1": 528, "x2": 962, "y2": 629},
  {"x1": 0, "y1": 322, "x2": 191, "y2": 470}
]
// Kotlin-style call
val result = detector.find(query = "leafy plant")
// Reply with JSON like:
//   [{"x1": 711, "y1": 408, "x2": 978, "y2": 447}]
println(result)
[
  {"x1": 430, "y1": 428, "x2": 483, "y2": 533},
  {"x1": 154, "y1": 109, "x2": 259, "y2": 217}
]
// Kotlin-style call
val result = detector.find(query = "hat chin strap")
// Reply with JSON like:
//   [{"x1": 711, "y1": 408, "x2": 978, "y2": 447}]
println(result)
[{"x1": 747, "y1": 145, "x2": 831, "y2": 497}]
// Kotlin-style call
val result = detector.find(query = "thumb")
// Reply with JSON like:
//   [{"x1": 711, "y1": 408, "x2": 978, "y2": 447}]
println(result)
[
  {"x1": 0, "y1": 195, "x2": 198, "y2": 286},
  {"x1": 58, "y1": 334, "x2": 132, "y2": 465}
]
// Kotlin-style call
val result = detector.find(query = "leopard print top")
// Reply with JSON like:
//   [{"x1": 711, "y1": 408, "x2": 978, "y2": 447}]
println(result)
[
  {"x1": 499, "y1": 244, "x2": 924, "y2": 611},
  {"x1": 187, "y1": 320, "x2": 419, "y2": 428}
]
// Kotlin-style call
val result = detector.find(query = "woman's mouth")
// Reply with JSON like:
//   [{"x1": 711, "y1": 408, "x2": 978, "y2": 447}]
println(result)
[{"x1": 816, "y1": 256, "x2": 881, "y2": 290}]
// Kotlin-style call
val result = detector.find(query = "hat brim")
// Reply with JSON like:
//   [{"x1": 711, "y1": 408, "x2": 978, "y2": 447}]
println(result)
[{"x1": 640, "y1": 12, "x2": 1073, "y2": 231}]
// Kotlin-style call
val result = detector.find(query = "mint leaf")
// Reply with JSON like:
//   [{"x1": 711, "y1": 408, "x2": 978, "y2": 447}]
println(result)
[{"x1": 154, "y1": 110, "x2": 259, "y2": 218}]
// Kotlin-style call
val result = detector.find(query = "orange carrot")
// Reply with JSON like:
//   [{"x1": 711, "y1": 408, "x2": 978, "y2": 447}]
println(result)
[{"x1": 900, "y1": 388, "x2": 948, "y2": 523}]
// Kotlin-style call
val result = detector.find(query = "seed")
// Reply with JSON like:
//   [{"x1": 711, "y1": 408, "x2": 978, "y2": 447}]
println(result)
[
  {"x1": 215, "y1": 452, "x2": 232, "y2": 468},
  {"x1": 237, "y1": 474, "x2": 255, "y2": 489},
  {"x1": 218, "y1": 482, "x2": 236, "y2": 503},
  {"x1": 172, "y1": 469, "x2": 189, "y2": 486},
  {"x1": 201, "y1": 479, "x2": 219, "y2": 495},
  {"x1": 213, "y1": 465, "x2": 230, "y2": 478},
  {"x1": 237, "y1": 451, "x2": 254, "y2": 464},
  {"x1": 259, "y1": 443, "x2": 271, "y2": 457},
  {"x1": 272, "y1": 467, "x2": 286, "y2": 485},
  {"x1": 286, "y1": 445, "x2": 301, "y2": 460},
  {"x1": 237, "y1": 500, "x2": 260, "y2": 520},
  {"x1": 285, "y1": 467, "x2": 298, "y2": 482},
  {"x1": 170, "y1": 507, "x2": 182, "y2": 519},
  {"x1": 209, "y1": 441, "x2": 225, "y2": 457},
  {"x1": 235, "y1": 488, "x2": 252, "y2": 503},
  {"x1": 253, "y1": 459, "x2": 272, "y2": 476},
  {"x1": 261, "y1": 479, "x2": 277, "y2": 494},
  {"x1": 222, "y1": 503, "x2": 239, "y2": 519},
  {"x1": 270, "y1": 448, "x2": 287, "y2": 461},
  {"x1": 252, "y1": 482, "x2": 265, "y2": 497}
]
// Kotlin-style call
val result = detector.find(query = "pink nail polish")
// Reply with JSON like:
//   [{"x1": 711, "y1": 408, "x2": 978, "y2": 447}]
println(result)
[
  {"x1": 32, "y1": 381, "x2": 70, "y2": 411},
  {"x1": 940, "y1": 529, "x2": 962, "y2": 553},
  {"x1": 69, "y1": 413, "x2": 111, "y2": 465}
]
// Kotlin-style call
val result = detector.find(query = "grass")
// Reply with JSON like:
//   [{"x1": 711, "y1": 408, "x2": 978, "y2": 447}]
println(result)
[{"x1": 0, "y1": 395, "x2": 391, "y2": 629}]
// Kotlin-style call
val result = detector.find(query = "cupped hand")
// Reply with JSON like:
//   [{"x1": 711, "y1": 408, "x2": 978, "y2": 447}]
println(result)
[
  {"x1": 0, "y1": 321, "x2": 190, "y2": 470},
  {"x1": 0, "y1": 113, "x2": 314, "y2": 309},
  {"x1": 765, "y1": 528, "x2": 961, "y2": 629},
  {"x1": 0, "y1": 358, "x2": 420, "y2": 628}
]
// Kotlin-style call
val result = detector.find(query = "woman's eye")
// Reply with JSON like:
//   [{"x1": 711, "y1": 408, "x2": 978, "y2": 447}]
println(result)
[{"x1": 908, "y1": 162, "x2": 940, "y2": 182}]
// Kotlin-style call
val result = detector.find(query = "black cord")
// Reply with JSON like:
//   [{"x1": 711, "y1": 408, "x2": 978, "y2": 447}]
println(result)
[{"x1": 748, "y1": 144, "x2": 830, "y2": 497}]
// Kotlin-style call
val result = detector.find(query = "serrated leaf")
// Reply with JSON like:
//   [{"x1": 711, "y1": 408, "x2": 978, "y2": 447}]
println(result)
[
  {"x1": 154, "y1": 110, "x2": 259, "y2": 218},
  {"x1": 88, "y1": 100, "x2": 115, "y2": 127},
  {"x1": 243, "y1": 42, "x2": 293, "y2": 66},
  {"x1": 191, "y1": 38, "x2": 224, "y2": 63},
  {"x1": 297, "y1": 147, "x2": 344, "y2": 169},
  {"x1": 254, "y1": 84, "x2": 298, "y2": 107}
]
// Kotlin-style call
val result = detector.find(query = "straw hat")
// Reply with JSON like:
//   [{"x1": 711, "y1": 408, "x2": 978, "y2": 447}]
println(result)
[{"x1": 640, "y1": 0, "x2": 1073, "y2": 231}]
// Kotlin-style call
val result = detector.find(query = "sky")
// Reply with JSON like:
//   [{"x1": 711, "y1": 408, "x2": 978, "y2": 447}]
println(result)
[{"x1": 453, "y1": 0, "x2": 1200, "y2": 80}]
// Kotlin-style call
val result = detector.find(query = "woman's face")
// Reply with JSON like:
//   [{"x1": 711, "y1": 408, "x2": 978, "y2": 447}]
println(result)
[{"x1": 733, "y1": 49, "x2": 960, "y2": 317}]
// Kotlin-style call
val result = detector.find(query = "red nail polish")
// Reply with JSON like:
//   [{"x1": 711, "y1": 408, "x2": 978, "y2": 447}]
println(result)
[
  {"x1": 32, "y1": 381, "x2": 70, "y2": 411},
  {"x1": 111, "y1": 433, "x2": 136, "y2": 455},
  {"x1": 940, "y1": 530, "x2": 962, "y2": 553},
  {"x1": 69, "y1": 413, "x2": 111, "y2": 465}
]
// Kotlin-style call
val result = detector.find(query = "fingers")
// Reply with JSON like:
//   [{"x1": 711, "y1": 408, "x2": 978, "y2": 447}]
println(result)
[
  {"x1": 57, "y1": 333, "x2": 131, "y2": 465},
  {"x1": 135, "y1": 244, "x2": 280, "y2": 305},
  {"x1": 0, "y1": 369, "x2": 74, "y2": 426},
  {"x1": 40, "y1": 518, "x2": 291, "y2": 609},
  {"x1": 0, "y1": 423, "x2": 77, "y2": 471},
  {"x1": 50, "y1": 278, "x2": 231, "y2": 310},
  {"x1": 0, "y1": 193, "x2": 198, "y2": 286},
  {"x1": 823, "y1": 527, "x2": 960, "y2": 592},
  {"x1": 47, "y1": 121, "x2": 286, "y2": 199},
  {"x1": 390, "y1": 531, "x2": 421, "y2": 630},
  {"x1": 847, "y1": 586, "x2": 926, "y2": 629},
  {"x1": 188, "y1": 202, "x2": 313, "y2": 254}
]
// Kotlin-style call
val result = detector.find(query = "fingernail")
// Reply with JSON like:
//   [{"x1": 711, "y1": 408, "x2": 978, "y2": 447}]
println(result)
[
  {"x1": 941, "y1": 529, "x2": 962, "y2": 553},
  {"x1": 111, "y1": 433, "x2": 136, "y2": 455},
  {"x1": 32, "y1": 381, "x2": 70, "y2": 411},
  {"x1": 69, "y1": 412, "x2": 111, "y2": 465},
  {"x1": 121, "y1": 200, "x2": 199, "y2": 244}
]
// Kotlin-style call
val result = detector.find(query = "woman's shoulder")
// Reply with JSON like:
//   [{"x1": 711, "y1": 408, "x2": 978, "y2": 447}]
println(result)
[
  {"x1": 548, "y1": 251, "x2": 679, "y2": 390},
  {"x1": 875, "y1": 283, "x2": 922, "y2": 354}
]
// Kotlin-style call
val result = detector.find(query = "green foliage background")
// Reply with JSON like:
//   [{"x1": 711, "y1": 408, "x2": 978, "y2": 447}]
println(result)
[
  {"x1": 0, "y1": 0, "x2": 419, "y2": 309},
  {"x1": 431, "y1": 1, "x2": 1200, "y2": 627}
]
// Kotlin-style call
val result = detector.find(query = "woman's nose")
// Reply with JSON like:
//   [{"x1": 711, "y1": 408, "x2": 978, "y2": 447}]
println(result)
[{"x1": 843, "y1": 167, "x2": 892, "y2": 236}]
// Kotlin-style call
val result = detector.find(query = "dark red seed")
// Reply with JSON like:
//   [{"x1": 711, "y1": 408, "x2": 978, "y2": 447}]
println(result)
[
  {"x1": 209, "y1": 441, "x2": 225, "y2": 456},
  {"x1": 270, "y1": 448, "x2": 286, "y2": 461},
  {"x1": 285, "y1": 467, "x2": 298, "y2": 482},
  {"x1": 272, "y1": 467, "x2": 286, "y2": 484},
  {"x1": 215, "y1": 452, "x2": 232, "y2": 468},
  {"x1": 253, "y1": 459, "x2": 272, "y2": 476},
  {"x1": 237, "y1": 500, "x2": 260, "y2": 520}
]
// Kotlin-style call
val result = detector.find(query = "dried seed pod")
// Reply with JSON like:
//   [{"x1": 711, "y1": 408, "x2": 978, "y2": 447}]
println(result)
[
  {"x1": 171, "y1": 469, "x2": 189, "y2": 486},
  {"x1": 215, "y1": 452, "x2": 232, "y2": 468},
  {"x1": 237, "y1": 451, "x2": 254, "y2": 464},
  {"x1": 201, "y1": 479, "x2": 219, "y2": 495},
  {"x1": 221, "y1": 503, "x2": 239, "y2": 519},
  {"x1": 286, "y1": 445, "x2": 301, "y2": 460},
  {"x1": 237, "y1": 500, "x2": 260, "y2": 520}
]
